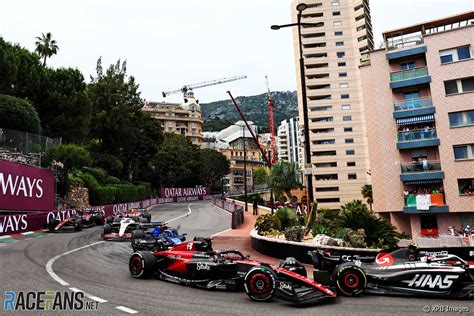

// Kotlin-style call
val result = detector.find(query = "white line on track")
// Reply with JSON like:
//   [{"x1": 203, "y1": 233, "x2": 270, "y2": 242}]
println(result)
[
  {"x1": 166, "y1": 203, "x2": 192, "y2": 223},
  {"x1": 116, "y1": 306, "x2": 139, "y2": 314},
  {"x1": 69, "y1": 287, "x2": 108, "y2": 303},
  {"x1": 22, "y1": 231, "x2": 35, "y2": 235}
]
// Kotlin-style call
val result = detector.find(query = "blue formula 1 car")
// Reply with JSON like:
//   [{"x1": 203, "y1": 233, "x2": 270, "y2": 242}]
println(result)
[{"x1": 131, "y1": 222, "x2": 187, "y2": 252}]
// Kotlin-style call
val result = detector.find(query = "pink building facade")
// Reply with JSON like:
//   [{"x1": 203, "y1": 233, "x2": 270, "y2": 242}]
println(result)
[{"x1": 360, "y1": 12, "x2": 474, "y2": 238}]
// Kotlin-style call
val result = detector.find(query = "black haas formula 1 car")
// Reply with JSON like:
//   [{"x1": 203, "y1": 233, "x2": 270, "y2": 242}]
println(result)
[
  {"x1": 131, "y1": 222, "x2": 187, "y2": 252},
  {"x1": 106, "y1": 208, "x2": 151, "y2": 224},
  {"x1": 48, "y1": 210, "x2": 104, "y2": 232},
  {"x1": 312, "y1": 246, "x2": 474, "y2": 299},
  {"x1": 129, "y1": 237, "x2": 336, "y2": 304}
]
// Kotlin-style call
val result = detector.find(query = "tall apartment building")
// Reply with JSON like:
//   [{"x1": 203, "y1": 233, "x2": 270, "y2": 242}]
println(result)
[
  {"x1": 142, "y1": 90, "x2": 203, "y2": 146},
  {"x1": 360, "y1": 12, "x2": 474, "y2": 237},
  {"x1": 277, "y1": 117, "x2": 301, "y2": 168},
  {"x1": 291, "y1": 0, "x2": 373, "y2": 209}
]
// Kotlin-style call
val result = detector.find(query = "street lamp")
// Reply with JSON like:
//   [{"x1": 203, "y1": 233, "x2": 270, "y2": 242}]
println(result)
[
  {"x1": 271, "y1": 3, "x2": 321, "y2": 204},
  {"x1": 242, "y1": 124, "x2": 248, "y2": 212}
]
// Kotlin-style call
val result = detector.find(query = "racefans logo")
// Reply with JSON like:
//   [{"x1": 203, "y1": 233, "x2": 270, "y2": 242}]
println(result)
[
  {"x1": 2, "y1": 290, "x2": 99, "y2": 311},
  {"x1": 406, "y1": 274, "x2": 459, "y2": 289}
]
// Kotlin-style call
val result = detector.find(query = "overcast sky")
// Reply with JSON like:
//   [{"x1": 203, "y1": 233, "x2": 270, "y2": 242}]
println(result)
[{"x1": 1, "y1": 0, "x2": 472, "y2": 103}]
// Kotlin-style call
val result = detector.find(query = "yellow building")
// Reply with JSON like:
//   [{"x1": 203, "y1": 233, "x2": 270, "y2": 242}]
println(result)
[{"x1": 142, "y1": 90, "x2": 203, "y2": 146}]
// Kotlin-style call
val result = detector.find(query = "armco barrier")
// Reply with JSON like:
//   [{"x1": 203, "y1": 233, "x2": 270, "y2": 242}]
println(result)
[
  {"x1": 0, "y1": 195, "x2": 214, "y2": 236},
  {"x1": 212, "y1": 197, "x2": 244, "y2": 229}
]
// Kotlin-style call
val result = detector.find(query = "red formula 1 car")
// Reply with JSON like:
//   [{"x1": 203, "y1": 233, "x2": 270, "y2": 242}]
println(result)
[
  {"x1": 48, "y1": 210, "x2": 104, "y2": 232},
  {"x1": 129, "y1": 237, "x2": 336, "y2": 304}
]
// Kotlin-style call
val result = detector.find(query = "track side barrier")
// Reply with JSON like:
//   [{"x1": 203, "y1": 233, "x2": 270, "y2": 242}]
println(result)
[{"x1": 212, "y1": 197, "x2": 244, "y2": 229}]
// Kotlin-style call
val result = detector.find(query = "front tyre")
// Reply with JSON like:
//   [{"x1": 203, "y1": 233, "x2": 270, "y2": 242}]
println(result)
[
  {"x1": 244, "y1": 267, "x2": 276, "y2": 302},
  {"x1": 129, "y1": 251, "x2": 156, "y2": 279},
  {"x1": 333, "y1": 263, "x2": 367, "y2": 296}
]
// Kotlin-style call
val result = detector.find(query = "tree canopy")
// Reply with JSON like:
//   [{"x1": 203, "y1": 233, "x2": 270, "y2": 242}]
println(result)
[
  {"x1": 34, "y1": 32, "x2": 59, "y2": 66},
  {"x1": 0, "y1": 94, "x2": 41, "y2": 133}
]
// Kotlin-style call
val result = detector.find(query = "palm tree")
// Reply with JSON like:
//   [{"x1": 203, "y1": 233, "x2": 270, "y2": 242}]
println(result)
[
  {"x1": 361, "y1": 184, "x2": 374, "y2": 211},
  {"x1": 268, "y1": 161, "x2": 301, "y2": 202},
  {"x1": 35, "y1": 32, "x2": 59, "y2": 66}
]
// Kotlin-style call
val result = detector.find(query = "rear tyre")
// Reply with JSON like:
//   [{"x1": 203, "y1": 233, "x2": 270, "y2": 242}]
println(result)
[
  {"x1": 102, "y1": 224, "x2": 112, "y2": 239},
  {"x1": 48, "y1": 219, "x2": 59, "y2": 232},
  {"x1": 94, "y1": 214, "x2": 104, "y2": 225},
  {"x1": 129, "y1": 251, "x2": 156, "y2": 279},
  {"x1": 333, "y1": 263, "x2": 367, "y2": 296},
  {"x1": 143, "y1": 211, "x2": 151, "y2": 223},
  {"x1": 74, "y1": 219, "x2": 83, "y2": 231},
  {"x1": 244, "y1": 266, "x2": 276, "y2": 302},
  {"x1": 106, "y1": 216, "x2": 114, "y2": 224},
  {"x1": 131, "y1": 229, "x2": 145, "y2": 251}
]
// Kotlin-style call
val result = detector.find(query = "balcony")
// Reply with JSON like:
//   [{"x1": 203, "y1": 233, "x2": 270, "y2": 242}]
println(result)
[
  {"x1": 403, "y1": 193, "x2": 449, "y2": 213},
  {"x1": 397, "y1": 129, "x2": 440, "y2": 150},
  {"x1": 386, "y1": 45, "x2": 427, "y2": 61},
  {"x1": 393, "y1": 97, "x2": 435, "y2": 119},
  {"x1": 389, "y1": 67, "x2": 431, "y2": 89},
  {"x1": 386, "y1": 35, "x2": 423, "y2": 51}
]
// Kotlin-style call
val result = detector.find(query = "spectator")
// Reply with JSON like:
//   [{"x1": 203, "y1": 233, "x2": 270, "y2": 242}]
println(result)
[{"x1": 253, "y1": 197, "x2": 258, "y2": 216}]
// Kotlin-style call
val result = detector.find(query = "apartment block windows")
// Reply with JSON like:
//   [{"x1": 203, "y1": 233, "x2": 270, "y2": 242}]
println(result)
[
  {"x1": 339, "y1": 72, "x2": 348, "y2": 77},
  {"x1": 331, "y1": 0, "x2": 340, "y2": 6},
  {"x1": 315, "y1": 174, "x2": 338, "y2": 180},
  {"x1": 338, "y1": 62, "x2": 346, "y2": 67},
  {"x1": 340, "y1": 83, "x2": 349, "y2": 88},
  {"x1": 440, "y1": 46, "x2": 471, "y2": 64},
  {"x1": 345, "y1": 138, "x2": 354, "y2": 144},
  {"x1": 458, "y1": 178, "x2": 474, "y2": 196},
  {"x1": 346, "y1": 149, "x2": 355, "y2": 155},
  {"x1": 444, "y1": 77, "x2": 474, "y2": 95},
  {"x1": 341, "y1": 94, "x2": 350, "y2": 99},
  {"x1": 335, "y1": 31, "x2": 343, "y2": 36},
  {"x1": 315, "y1": 187, "x2": 339, "y2": 192},
  {"x1": 343, "y1": 115, "x2": 352, "y2": 121},
  {"x1": 317, "y1": 198, "x2": 341, "y2": 203},
  {"x1": 341, "y1": 104, "x2": 351, "y2": 110},
  {"x1": 334, "y1": 21, "x2": 342, "y2": 26},
  {"x1": 337, "y1": 51, "x2": 345, "y2": 58},
  {"x1": 449, "y1": 110, "x2": 474, "y2": 127},
  {"x1": 336, "y1": 41, "x2": 344, "y2": 46},
  {"x1": 333, "y1": 11, "x2": 341, "y2": 16},
  {"x1": 344, "y1": 127, "x2": 353, "y2": 132},
  {"x1": 347, "y1": 161, "x2": 356, "y2": 167},
  {"x1": 400, "y1": 61, "x2": 415, "y2": 70},
  {"x1": 454, "y1": 144, "x2": 474, "y2": 160},
  {"x1": 348, "y1": 173, "x2": 357, "y2": 180}
]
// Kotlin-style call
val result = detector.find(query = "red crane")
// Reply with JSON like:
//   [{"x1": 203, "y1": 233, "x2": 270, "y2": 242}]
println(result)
[{"x1": 265, "y1": 75, "x2": 277, "y2": 165}]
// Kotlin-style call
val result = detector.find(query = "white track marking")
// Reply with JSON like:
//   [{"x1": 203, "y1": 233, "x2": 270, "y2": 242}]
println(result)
[
  {"x1": 69, "y1": 287, "x2": 81, "y2": 292},
  {"x1": 211, "y1": 205, "x2": 233, "y2": 217},
  {"x1": 46, "y1": 241, "x2": 105, "y2": 286},
  {"x1": 69, "y1": 287, "x2": 108, "y2": 303},
  {"x1": 116, "y1": 306, "x2": 138, "y2": 314},
  {"x1": 22, "y1": 231, "x2": 35, "y2": 235},
  {"x1": 166, "y1": 203, "x2": 192, "y2": 223}
]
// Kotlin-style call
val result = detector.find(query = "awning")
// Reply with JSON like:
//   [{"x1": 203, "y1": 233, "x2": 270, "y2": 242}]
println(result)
[
  {"x1": 396, "y1": 114, "x2": 434, "y2": 125},
  {"x1": 404, "y1": 179, "x2": 443, "y2": 185}
]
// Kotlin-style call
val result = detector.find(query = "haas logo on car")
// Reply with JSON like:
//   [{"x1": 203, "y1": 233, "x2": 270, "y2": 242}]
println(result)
[
  {"x1": 375, "y1": 253, "x2": 394, "y2": 267},
  {"x1": 407, "y1": 274, "x2": 459, "y2": 289}
]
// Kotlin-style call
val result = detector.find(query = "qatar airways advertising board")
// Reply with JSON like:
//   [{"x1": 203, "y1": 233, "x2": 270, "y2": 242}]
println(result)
[
  {"x1": 0, "y1": 160, "x2": 54, "y2": 211},
  {"x1": 160, "y1": 187, "x2": 211, "y2": 202}
]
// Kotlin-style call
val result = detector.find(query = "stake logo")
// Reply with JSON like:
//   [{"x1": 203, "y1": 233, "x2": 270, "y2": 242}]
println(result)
[{"x1": 406, "y1": 274, "x2": 459, "y2": 289}]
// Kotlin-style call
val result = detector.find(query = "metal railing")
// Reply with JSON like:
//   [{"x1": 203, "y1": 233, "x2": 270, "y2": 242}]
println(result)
[
  {"x1": 400, "y1": 161, "x2": 441, "y2": 173},
  {"x1": 394, "y1": 97, "x2": 433, "y2": 112},
  {"x1": 386, "y1": 34, "x2": 423, "y2": 50},
  {"x1": 390, "y1": 67, "x2": 428, "y2": 82},
  {"x1": 397, "y1": 129, "x2": 437, "y2": 142}
]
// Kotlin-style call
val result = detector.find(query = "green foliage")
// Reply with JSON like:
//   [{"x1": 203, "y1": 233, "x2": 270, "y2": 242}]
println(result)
[
  {"x1": 284, "y1": 226, "x2": 305, "y2": 242},
  {"x1": 105, "y1": 176, "x2": 121, "y2": 185},
  {"x1": 343, "y1": 229, "x2": 368, "y2": 248},
  {"x1": 255, "y1": 214, "x2": 281, "y2": 235},
  {"x1": 0, "y1": 94, "x2": 41, "y2": 133},
  {"x1": 275, "y1": 207, "x2": 297, "y2": 231},
  {"x1": 269, "y1": 161, "x2": 301, "y2": 201},
  {"x1": 201, "y1": 91, "x2": 298, "y2": 133},
  {"x1": 318, "y1": 208, "x2": 339, "y2": 221},
  {"x1": 44, "y1": 144, "x2": 92, "y2": 171},
  {"x1": 261, "y1": 229, "x2": 281, "y2": 237},
  {"x1": 67, "y1": 175, "x2": 84, "y2": 187},
  {"x1": 312, "y1": 223, "x2": 330, "y2": 236},
  {"x1": 234, "y1": 193, "x2": 264, "y2": 204},
  {"x1": 253, "y1": 167, "x2": 270, "y2": 186},
  {"x1": 361, "y1": 184, "x2": 373, "y2": 211},
  {"x1": 199, "y1": 148, "x2": 230, "y2": 189},
  {"x1": 83, "y1": 167, "x2": 107, "y2": 183},
  {"x1": 76, "y1": 172, "x2": 99, "y2": 189},
  {"x1": 336, "y1": 200, "x2": 398, "y2": 248},
  {"x1": 304, "y1": 201, "x2": 318, "y2": 236},
  {"x1": 34, "y1": 32, "x2": 58, "y2": 66},
  {"x1": 91, "y1": 152, "x2": 124, "y2": 177}
]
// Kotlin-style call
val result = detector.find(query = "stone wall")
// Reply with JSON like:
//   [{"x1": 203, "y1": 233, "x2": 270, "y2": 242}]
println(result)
[{"x1": 63, "y1": 186, "x2": 89, "y2": 209}]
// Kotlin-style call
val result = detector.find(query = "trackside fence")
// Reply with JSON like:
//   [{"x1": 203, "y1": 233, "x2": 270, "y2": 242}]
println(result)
[{"x1": 212, "y1": 197, "x2": 244, "y2": 229}]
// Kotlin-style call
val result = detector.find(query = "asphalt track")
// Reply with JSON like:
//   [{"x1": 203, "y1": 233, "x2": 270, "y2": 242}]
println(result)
[{"x1": 1, "y1": 201, "x2": 473, "y2": 315}]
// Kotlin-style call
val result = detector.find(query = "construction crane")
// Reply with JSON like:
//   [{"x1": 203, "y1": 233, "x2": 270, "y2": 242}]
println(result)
[
  {"x1": 265, "y1": 75, "x2": 277, "y2": 165},
  {"x1": 162, "y1": 75, "x2": 247, "y2": 98}
]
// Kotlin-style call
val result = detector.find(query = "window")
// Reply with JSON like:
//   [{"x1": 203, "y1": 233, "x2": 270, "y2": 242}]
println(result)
[
  {"x1": 420, "y1": 215, "x2": 438, "y2": 232},
  {"x1": 312, "y1": 117, "x2": 333, "y2": 123},
  {"x1": 356, "y1": 24, "x2": 366, "y2": 32},
  {"x1": 346, "y1": 149, "x2": 355, "y2": 155},
  {"x1": 348, "y1": 173, "x2": 357, "y2": 180},
  {"x1": 314, "y1": 139, "x2": 335, "y2": 145},
  {"x1": 341, "y1": 94, "x2": 350, "y2": 99},
  {"x1": 311, "y1": 106, "x2": 333, "y2": 112},
  {"x1": 440, "y1": 46, "x2": 471, "y2": 64},
  {"x1": 316, "y1": 187, "x2": 339, "y2": 192},
  {"x1": 343, "y1": 115, "x2": 352, "y2": 121},
  {"x1": 449, "y1": 111, "x2": 474, "y2": 127},
  {"x1": 336, "y1": 41, "x2": 344, "y2": 46},
  {"x1": 400, "y1": 61, "x2": 415, "y2": 70},
  {"x1": 344, "y1": 127, "x2": 353, "y2": 132},
  {"x1": 458, "y1": 178, "x2": 473, "y2": 196},
  {"x1": 313, "y1": 150, "x2": 337, "y2": 157},
  {"x1": 337, "y1": 51, "x2": 345, "y2": 58},
  {"x1": 444, "y1": 77, "x2": 474, "y2": 95},
  {"x1": 315, "y1": 174, "x2": 338, "y2": 181},
  {"x1": 340, "y1": 83, "x2": 349, "y2": 88},
  {"x1": 313, "y1": 128, "x2": 335, "y2": 133},
  {"x1": 347, "y1": 161, "x2": 356, "y2": 167},
  {"x1": 454, "y1": 144, "x2": 474, "y2": 160},
  {"x1": 334, "y1": 21, "x2": 342, "y2": 26},
  {"x1": 315, "y1": 162, "x2": 337, "y2": 168},
  {"x1": 345, "y1": 138, "x2": 354, "y2": 144},
  {"x1": 339, "y1": 72, "x2": 348, "y2": 77},
  {"x1": 335, "y1": 31, "x2": 343, "y2": 36},
  {"x1": 317, "y1": 198, "x2": 341, "y2": 203},
  {"x1": 341, "y1": 104, "x2": 351, "y2": 110},
  {"x1": 338, "y1": 62, "x2": 346, "y2": 67},
  {"x1": 333, "y1": 11, "x2": 341, "y2": 16},
  {"x1": 331, "y1": 0, "x2": 340, "y2": 6}
]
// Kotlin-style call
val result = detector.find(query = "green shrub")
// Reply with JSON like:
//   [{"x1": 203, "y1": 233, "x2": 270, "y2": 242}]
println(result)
[
  {"x1": 89, "y1": 185, "x2": 116, "y2": 205},
  {"x1": 312, "y1": 223, "x2": 330, "y2": 236},
  {"x1": 68, "y1": 175, "x2": 84, "y2": 187},
  {"x1": 261, "y1": 229, "x2": 281, "y2": 237},
  {"x1": 84, "y1": 167, "x2": 107, "y2": 183},
  {"x1": 92, "y1": 152, "x2": 123, "y2": 176},
  {"x1": 0, "y1": 94, "x2": 41, "y2": 133},
  {"x1": 275, "y1": 207, "x2": 297, "y2": 231},
  {"x1": 76, "y1": 172, "x2": 99, "y2": 189},
  {"x1": 255, "y1": 214, "x2": 281, "y2": 235},
  {"x1": 343, "y1": 229, "x2": 367, "y2": 248},
  {"x1": 284, "y1": 226, "x2": 305, "y2": 242},
  {"x1": 105, "y1": 176, "x2": 121, "y2": 184}
]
